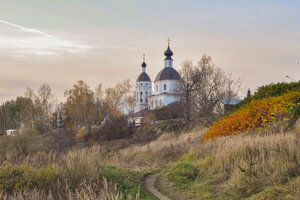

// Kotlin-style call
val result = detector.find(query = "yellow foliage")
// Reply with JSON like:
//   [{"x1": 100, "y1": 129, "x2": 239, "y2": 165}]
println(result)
[{"x1": 203, "y1": 92, "x2": 300, "y2": 141}]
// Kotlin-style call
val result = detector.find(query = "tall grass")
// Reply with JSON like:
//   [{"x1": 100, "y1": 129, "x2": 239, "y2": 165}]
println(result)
[
  {"x1": 158, "y1": 119, "x2": 300, "y2": 199},
  {"x1": 0, "y1": 135, "x2": 145, "y2": 199},
  {"x1": 0, "y1": 177, "x2": 135, "y2": 200}
]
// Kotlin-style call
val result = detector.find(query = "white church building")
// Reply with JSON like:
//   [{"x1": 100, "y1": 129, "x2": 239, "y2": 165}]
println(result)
[{"x1": 133, "y1": 41, "x2": 183, "y2": 120}]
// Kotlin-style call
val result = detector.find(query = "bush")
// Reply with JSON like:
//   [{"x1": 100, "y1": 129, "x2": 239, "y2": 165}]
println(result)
[
  {"x1": 204, "y1": 91, "x2": 300, "y2": 140},
  {"x1": 153, "y1": 102, "x2": 184, "y2": 120},
  {"x1": 88, "y1": 116, "x2": 133, "y2": 141},
  {"x1": 237, "y1": 81, "x2": 300, "y2": 108},
  {"x1": 0, "y1": 165, "x2": 58, "y2": 194},
  {"x1": 167, "y1": 162, "x2": 198, "y2": 187},
  {"x1": 0, "y1": 131, "x2": 47, "y2": 164}
]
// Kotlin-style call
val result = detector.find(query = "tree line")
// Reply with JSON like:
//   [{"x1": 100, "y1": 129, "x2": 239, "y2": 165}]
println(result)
[
  {"x1": 0, "y1": 55, "x2": 245, "y2": 136},
  {"x1": 0, "y1": 79, "x2": 135, "y2": 136}
]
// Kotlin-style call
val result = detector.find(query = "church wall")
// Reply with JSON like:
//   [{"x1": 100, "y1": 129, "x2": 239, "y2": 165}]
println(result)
[
  {"x1": 136, "y1": 81, "x2": 152, "y2": 104},
  {"x1": 153, "y1": 80, "x2": 182, "y2": 95},
  {"x1": 135, "y1": 80, "x2": 152, "y2": 113},
  {"x1": 149, "y1": 93, "x2": 179, "y2": 110}
]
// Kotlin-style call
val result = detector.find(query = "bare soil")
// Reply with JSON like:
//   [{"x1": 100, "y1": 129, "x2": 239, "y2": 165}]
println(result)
[{"x1": 144, "y1": 173, "x2": 172, "y2": 200}]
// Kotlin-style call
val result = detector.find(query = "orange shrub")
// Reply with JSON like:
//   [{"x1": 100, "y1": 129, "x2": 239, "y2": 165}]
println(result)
[{"x1": 203, "y1": 92, "x2": 300, "y2": 140}]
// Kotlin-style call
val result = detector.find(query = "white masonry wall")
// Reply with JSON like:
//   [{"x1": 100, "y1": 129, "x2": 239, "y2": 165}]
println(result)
[
  {"x1": 153, "y1": 80, "x2": 182, "y2": 95},
  {"x1": 134, "y1": 80, "x2": 152, "y2": 113}
]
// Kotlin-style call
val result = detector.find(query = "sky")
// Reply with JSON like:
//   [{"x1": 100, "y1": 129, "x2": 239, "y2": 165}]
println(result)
[{"x1": 0, "y1": 0, "x2": 300, "y2": 103}]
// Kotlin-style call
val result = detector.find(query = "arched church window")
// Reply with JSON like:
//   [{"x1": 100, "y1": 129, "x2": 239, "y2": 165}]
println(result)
[
  {"x1": 141, "y1": 98, "x2": 143, "y2": 102},
  {"x1": 140, "y1": 92, "x2": 143, "y2": 95},
  {"x1": 156, "y1": 85, "x2": 158, "y2": 91},
  {"x1": 164, "y1": 84, "x2": 167, "y2": 90},
  {"x1": 141, "y1": 83, "x2": 143, "y2": 86},
  {"x1": 145, "y1": 92, "x2": 148, "y2": 103}
]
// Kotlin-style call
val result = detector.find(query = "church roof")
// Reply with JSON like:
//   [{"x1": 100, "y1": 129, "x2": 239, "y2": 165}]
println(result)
[
  {"x1": 133, "y1": 108, "x2": 148, "y2": 118},
  {"x1": 137, "y1": 72, "x2": 151, "y2": 82},
  {"x1": 154, "y1": 67, "x2": 181, "y2": 81}
]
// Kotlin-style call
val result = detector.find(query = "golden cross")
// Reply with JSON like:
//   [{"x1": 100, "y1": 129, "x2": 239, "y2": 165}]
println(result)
[
  {"x1": 168, "y1": 38, "x2": 170, "y2": 46},
  {"x1": 143, "y1": 54, "x2": 145, "y2": 62}
]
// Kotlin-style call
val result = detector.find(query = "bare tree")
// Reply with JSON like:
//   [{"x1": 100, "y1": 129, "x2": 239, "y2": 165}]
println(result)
[
  {"x1": 178, "y1": 61, "x2": 202, "y2": 122},
  {"x1": 178, "y1": 55, "x2": 243, "y2": 127},
  {"x1": 35, "y1": 84, "x2": 54, "y2": 131},
  {"x1": 194, "y1": 55, "x2": 227, "y2": 126},
  {"x1": 94, "y1": 83, "x2": 107, "y2": 125},
  {"x1": 25, "y1": 87, "x2": 36, "y2": 129},
  {"x1": 223, "y1": 73, "x2": 243, "y2": 104}
]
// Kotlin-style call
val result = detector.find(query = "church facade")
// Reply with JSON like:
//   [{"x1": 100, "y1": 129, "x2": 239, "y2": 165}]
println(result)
[{"x1": 134, "y1": 41, "x2": 183, "y2": 116}]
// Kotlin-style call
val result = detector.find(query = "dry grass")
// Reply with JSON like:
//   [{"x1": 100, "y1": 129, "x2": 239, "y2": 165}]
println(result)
[
  {"x1": 116, "y1": 126, "x2": 206, "y2": 169},
  {"x1": 1, "y1": 119, "x2": 299, "y2": 200},
  {"x1": 156, "y1": 119, "x2": 300, "y2": 200},
  {"x1": 0, "y1": 177, "x2": 137, "y2": 200},
  {"x1": 0, "y1": 139, "x2": 148, "y2": 199}
]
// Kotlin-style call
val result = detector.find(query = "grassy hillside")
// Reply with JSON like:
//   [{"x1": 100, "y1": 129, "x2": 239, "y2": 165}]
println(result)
[
  {"x1": 156, "y1": 120, "x2": 300, "y2": 200},
  {"x1": 0, "y1": 134, "x2": 159, "y2": 200},
  {"x1": 153, "y1": 89, "x2": 300, "y2": 200},
  {"x1": 204, "y1": 91, "x2": 300, "y2": 140},
  {"x1": 1, "y1": 82, "x2": 299, "y2": 199}
]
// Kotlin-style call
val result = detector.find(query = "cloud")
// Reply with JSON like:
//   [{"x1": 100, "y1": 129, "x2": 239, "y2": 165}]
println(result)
[
  {"x1": 0, "y1": 20, "x2": 53, "y2": 38},
  {"x1": 0, "y1": 20, "x2": 91, "y2": 56}
]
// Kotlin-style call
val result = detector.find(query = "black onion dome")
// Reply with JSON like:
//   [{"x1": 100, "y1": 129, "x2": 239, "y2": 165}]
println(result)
[
  {"x1": 154, "y1": 67, "x2": 181, "y2": 81},
  {"x1": 137, "y1": 72, "x2": 151, "y2": 82},
  {"x1": 141, "y1": 61, "x2": 146, "y2": 68},
  {"x1": 164, "y1": 46, "x2": 173, "y2": 57}
]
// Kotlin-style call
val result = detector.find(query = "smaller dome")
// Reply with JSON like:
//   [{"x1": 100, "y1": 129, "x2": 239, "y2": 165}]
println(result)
[
  {"x1": 164, "y1": 46, "x2": 173, "y2": 57},
  {"x1": 141, "y1": 61, "x2": 146, "y2": 68},
  {"x1": 137, "y1": 72, "x2": 151, "y2": 82}
]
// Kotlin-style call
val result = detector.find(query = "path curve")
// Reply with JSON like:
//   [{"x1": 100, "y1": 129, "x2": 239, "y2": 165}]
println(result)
[{"x1": 144, "y1": 173, "x2": 171, "y2": 200}]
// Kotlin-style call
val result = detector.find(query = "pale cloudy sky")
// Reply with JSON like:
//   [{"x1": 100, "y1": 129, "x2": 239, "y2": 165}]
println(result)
[{"x1": 0, "y1": 0, "x2": 299, "y2": 102}]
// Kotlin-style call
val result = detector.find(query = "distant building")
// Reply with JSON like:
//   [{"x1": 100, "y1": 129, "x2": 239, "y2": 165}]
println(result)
[
  {"x1": 133, "y1": 40, "x2": 183, "y2": 117},
  {"x1": 6, "y1": 129, "x2": 18, "y2": 136},
  {"x1": 221, "y1": 99, "x2": 241, "y2": 113}
]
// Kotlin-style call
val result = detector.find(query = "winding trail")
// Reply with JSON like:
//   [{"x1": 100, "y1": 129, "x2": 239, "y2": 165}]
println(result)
[{"x1": 144, "y1": 173, "x2": 171, "y2": 200}]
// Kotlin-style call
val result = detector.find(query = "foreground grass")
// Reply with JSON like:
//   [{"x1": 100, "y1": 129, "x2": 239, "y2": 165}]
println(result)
[
  {"x1": 2, "y1": 120, "x2": 299, "y2": 199},
  {"x1": 0, "y1": 164, "x2": 157, "y2": 200},
  {"x1": 0, "y1": 133, "x2": 159, "y2": 200},
  {"x1": 156, "y1": 124, "x2": 300, "y2": 200}
]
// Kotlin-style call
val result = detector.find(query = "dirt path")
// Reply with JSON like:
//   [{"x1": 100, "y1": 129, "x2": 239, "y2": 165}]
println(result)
[{"x1": 144, "y1": 173, "x2": 171, "y2": 200}]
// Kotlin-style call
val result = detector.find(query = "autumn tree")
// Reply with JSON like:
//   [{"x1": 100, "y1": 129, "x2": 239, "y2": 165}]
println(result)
[
  {"x1": 64, "y1": 80, "x2": 96, "y2": 132},
  {"x1": 103, "y1": 79, "x2": 134, "y2": 117}
]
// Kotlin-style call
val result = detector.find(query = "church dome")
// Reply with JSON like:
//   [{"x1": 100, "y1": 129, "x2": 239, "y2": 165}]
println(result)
[
  {"x1": 154, "y1": 67, "x2": 181, "y2": 81},
  {"x1": 137, "y1": 72, "x2": 151, "y2": 82},
  {"x1": 164, "y1": 46, "x2": 173, "y2": 57}
]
